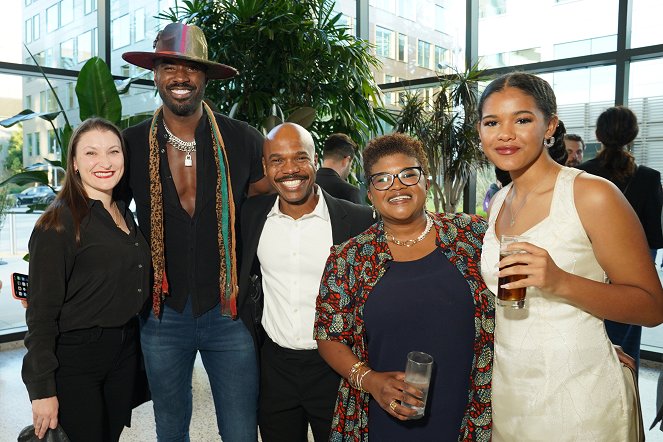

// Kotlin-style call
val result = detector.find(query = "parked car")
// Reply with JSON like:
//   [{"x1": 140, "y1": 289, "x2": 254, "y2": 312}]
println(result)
[{"x1": 15, "y1": 185, "x2": 56, "y2": 206}]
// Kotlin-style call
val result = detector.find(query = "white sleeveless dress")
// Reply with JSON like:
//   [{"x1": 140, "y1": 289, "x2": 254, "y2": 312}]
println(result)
[{"x1": 481, "y1": 167, "x2": 632, "y2": 441}]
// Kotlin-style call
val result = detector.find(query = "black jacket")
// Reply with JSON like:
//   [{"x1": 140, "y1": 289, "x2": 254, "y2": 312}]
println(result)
[
  {"x1": 578, "y1": 159, "x2": 663, "y2": 249},
  {"x1": 237, "y1": 189, "x2": 374, "y2": 351},
  {"x1": 315, "y1": 168, "x2": 362, "y2": 204}
]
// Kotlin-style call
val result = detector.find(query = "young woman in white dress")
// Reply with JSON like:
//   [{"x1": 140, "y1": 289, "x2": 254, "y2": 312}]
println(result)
[{"x1": 478, "y1": 72, "x2": 663, "y2": 441}]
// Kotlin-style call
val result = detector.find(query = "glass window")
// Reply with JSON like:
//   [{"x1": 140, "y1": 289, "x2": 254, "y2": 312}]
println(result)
[
  {"x1": 373, "y1": 0, "x2": 396, "y2": 13},
  {"x1": 434, "y1": 45, "x2": 446, "y2": 70},
  {"x1": 384, "y1": 74, "x2": 396, "y2": 106},
  {"x1": 24, "y1": 18, "x2": 32, "y2": 44},
  {"x1": 47, "y1": 129, "x2": 59, "y2": 155},
  {"x1": 135, "y1": 8, "x2": 146, "y2": 42},
  {"x1": 397, "y1": 0, "x2": 415, "y2": 21},
  {"x1": 46, "y1": 3, "x2": 58, "y2": 33},
  {"x1": 375, "y1": 26, "x2": 394, "y2": 58},
  {"x1": 33, "y1": 13, "x2": 40, "y2": 41},
  {"x1": 111, "y1": 14, "x2": 131, "y2": 50},
  {"x1": 84, "y1": 0, "x2": 97, "y2": 15},
  {"x1": 544, "y1": 66, "x2": 616, "y2": 161},
  {"x1": 417, "y1": 40, "x2": 431, "y2": 69},
  {"x1": 631, "y1": 0, "x2": 663, "y2": 48},
  {"x1": 397, "y1": 33, "x2": 407, "y2": 62},
  {"x1": 60, "y1": 0, "x2": 73, "y2": 28},
  {"x1": 435, "y1": 5, "x2": 445, "y2": 32},
  {"x1": 480, "y1": 0, "x2": 506, "y2": 18},
  {"x1": 479, "y1": 0, "x2": 618, "y2": 68},
  {"x1": 60, "y1": 38, "x2": 75, "y2": 69},
  {"x1": 369, "y1": 0, "x2": 466, "y2": 94},
  {"x1": 77, "y1": 30, "x2": 94, "y2": 63},
  {"x1": 67, "y1": 81, "x2": 76, "y2": 109}
]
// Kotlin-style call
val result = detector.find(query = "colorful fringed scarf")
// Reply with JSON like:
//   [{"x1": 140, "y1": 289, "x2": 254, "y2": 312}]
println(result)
[{"x1": 147, "y1": 102, "x2": 238, "y2": 318}]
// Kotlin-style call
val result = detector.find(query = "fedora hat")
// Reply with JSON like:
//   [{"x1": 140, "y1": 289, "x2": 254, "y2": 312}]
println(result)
[{"x1": 122, "y1": 22, "x2": 238, "y2": 80}]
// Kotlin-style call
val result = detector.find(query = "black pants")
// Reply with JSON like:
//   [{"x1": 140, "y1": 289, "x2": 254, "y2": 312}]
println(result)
[
  {"x1": 258, "y1": 336, "x2": 340, "y2": 442},
  {"x1": 54, "y1": 318, "x2": 139, "y2": 442}
]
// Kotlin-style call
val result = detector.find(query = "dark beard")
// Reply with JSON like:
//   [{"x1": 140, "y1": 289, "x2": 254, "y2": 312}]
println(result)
[{"x1": 158, "y1": 82, "x2": 206, "y2": 117}]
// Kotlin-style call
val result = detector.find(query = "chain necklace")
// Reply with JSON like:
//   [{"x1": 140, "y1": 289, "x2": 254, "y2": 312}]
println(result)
[
  {"x1": 385, "y1": 213, "x2": 433, "y2": 247},
  {"x1": 110, "y1": 202, "x2": 124, "y2": 229},
  {"x1": 163, "y1": 121, "x2": 196, "y2": 167},
  {"x1": 506, "y1": 167, "x2": 554, "y2": 227}
]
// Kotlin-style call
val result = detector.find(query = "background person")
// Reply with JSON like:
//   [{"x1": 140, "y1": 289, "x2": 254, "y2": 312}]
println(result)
[
  {"x1": 315, "y1": 133, "x2": 362, "y2": 204},
  {"x1": 577, "y1": 106, "x2": 663, "y2": 371},
  {"x1": 564, "y1": 133, "x2": 585, "y2": 167},
  {"x1": 478, "y1": 72, "x2": 663, "y2": 441},
  {"x1": 21, "y1": 118, "x2": 150, "y2": 441},
  {"x1": 314, "y1": 133, "x2": 493, "y2": 441}
]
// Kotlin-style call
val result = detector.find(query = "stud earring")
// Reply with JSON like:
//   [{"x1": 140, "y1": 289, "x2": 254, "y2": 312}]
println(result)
[{"x1": 543, "y1": 136, "x2": 555, "y2": 148}]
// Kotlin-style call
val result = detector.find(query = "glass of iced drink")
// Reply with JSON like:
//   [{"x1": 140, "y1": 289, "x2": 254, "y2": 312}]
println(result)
[
  {"x1": 498, "y1": 234, "x2": 529, "y2": 309},
  {"x1": 402, "y1": 351, "x2": 433, "y2": 419}
]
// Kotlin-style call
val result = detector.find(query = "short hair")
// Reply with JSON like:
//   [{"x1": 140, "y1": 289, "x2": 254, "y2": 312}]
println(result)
[
  {"x1": 323, "y1": 133, "x2": 357, "y2": 161},
  {"x1": 564, "y1": 133, "x2": 585, "y2": 150},
  {"x1": 363, "y1": 133, "x2": 429, "y2": 183}
]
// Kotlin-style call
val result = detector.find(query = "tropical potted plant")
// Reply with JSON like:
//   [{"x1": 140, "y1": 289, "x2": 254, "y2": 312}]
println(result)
[{"x1": 395, "y1": 64, "x2": 490, "y2": 212}]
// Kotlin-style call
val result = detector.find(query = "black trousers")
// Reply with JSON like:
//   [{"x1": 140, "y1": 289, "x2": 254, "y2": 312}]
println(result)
[
  {"x1": 54, "y1": 318, "x2": 139, "y2": 442},
  {"x1": 259, "y1": 336, "x2": 340, "y2": 442}
]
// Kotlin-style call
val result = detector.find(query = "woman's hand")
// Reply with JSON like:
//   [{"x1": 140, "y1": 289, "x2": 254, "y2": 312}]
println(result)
[
  {"x1": 362, "y1": 370, "x2": 422, "y2": 421},
  {"x1": 498, "y1": 241, "x2": 568, "y2": 295},
  {"x1": 32, "y1": 396, "x2": 58, "y2": 439},
  {"x1": 614, "y1": 345, "x2": 636, "y2": 371}
]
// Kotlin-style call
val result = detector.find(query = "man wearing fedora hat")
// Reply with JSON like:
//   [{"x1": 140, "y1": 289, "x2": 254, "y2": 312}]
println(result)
[{"x1": 122, "y1": 22, "x2": 271, "y2": 441}]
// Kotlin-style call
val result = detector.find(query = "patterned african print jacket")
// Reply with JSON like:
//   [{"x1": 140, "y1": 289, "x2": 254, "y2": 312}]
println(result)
[{"x1": 313, "y1": 212, "x2": 494, "y2": 441}]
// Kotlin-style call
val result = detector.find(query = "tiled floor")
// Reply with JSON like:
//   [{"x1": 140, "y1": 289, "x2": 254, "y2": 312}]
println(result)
[{"x1": 1, "y1": 339, "x2": 663, "y2": 441}]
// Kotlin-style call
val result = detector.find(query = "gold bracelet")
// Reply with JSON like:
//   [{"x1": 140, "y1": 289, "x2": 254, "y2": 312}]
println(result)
[
  {"x1": 358, "y1": 368, "x2": 372, "y2": 393},
  {"x1": 348, "y1": 361, "x2": 366, "y2": 389}
]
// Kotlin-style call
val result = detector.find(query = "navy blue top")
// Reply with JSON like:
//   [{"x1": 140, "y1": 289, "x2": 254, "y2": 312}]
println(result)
[{"x1": 364, "y1": 248, "x2": 475, "y2": 441}]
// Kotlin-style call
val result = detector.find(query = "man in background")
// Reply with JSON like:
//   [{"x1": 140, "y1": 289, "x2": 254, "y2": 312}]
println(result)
[
  {"x1": 315, "y1": 133, "x2": 362, "y2": 204},
  {"x1": 564, "y1": 133, "x2": 585, "y2": 167}
]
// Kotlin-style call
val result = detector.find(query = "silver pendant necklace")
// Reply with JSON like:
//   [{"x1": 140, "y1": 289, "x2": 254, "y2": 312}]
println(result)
[
  {"x1": 164, "y1": 121, "x2": 196, "y2": 167},
  {"x1": 385, "y1": 213, "x2": 433, "y2": 247}
]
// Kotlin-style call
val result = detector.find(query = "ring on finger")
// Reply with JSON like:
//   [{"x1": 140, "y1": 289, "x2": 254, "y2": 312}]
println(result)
[{"x1": 389, "y1": 399, "x2": 398, "y2": 411}]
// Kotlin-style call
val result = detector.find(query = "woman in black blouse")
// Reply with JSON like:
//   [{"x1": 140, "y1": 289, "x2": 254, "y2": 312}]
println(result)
[{"x1": 21, "y1": 118, "x2": 150, "y2": 441}]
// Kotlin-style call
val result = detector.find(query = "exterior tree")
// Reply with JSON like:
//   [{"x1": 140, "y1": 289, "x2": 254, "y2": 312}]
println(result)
[
  {"x1": 396, "y1": 65, "x2": 489, "y2": 212},
  {"x1": 4, "y1": 128, "x2": 23, "y2": 175},
  {"x1": 159, "y1": 0, "x2": 393, "y2": 149}
]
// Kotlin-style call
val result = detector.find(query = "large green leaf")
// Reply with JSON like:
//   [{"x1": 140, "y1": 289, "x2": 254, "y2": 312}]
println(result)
[
  {"x1": 286, "y1": 107, "x2": 316, "y2": 128},
  {"x1": 0, "y1": 171, "x2": 49, "y2": 187},
  {"x1": 76, "y1": 57, "x2": 122, "y2": 124},
  {"x1": 0, "y1": 109, "x2": 62, "y2": 128}
]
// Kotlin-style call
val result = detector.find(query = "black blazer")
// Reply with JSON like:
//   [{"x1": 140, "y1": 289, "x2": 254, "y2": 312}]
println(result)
[
  {"x1": 237, "y1": 189, "x2": 374, "y2": 351},
  {"x1": 579, "y1": 160, "x2": 663, "y2": 249},
  {"x1": 315, "y1": 168, "x2": 362, "y2": 204}
]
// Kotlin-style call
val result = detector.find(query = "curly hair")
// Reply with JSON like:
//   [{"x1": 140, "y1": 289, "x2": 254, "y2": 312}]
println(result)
[{"x1": 363, "y1": 133, "x2": 430, "y2": 183}]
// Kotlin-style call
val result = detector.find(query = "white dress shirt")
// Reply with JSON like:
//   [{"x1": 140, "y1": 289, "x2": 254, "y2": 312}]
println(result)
[{"x1": 258, "y1": 191, "x2": 333, "y2": 350}]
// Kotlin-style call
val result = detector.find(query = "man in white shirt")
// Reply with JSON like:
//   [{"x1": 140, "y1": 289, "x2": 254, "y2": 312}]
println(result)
[{"x1": 238, "y1": 123, "x2": 373, "y2": 442}]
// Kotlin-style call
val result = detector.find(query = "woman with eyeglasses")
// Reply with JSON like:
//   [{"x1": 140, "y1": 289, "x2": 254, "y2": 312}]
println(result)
[{"x1": 313, "y1": 133, "x2": 493, "y2": 441}]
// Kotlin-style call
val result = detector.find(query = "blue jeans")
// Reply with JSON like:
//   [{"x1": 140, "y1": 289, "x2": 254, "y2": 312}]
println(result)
[{"x1": 140, "y1": 298, "x2": 259, "y2": 442}]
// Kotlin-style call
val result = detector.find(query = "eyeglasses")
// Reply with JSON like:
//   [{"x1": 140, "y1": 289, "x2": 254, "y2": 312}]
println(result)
[{"x1": 369, "y1": 166, "x2": 423, "y2": 191}]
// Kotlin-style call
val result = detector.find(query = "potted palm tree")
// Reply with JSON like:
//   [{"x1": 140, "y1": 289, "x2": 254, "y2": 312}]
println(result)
[{"x1": 395, "y1": 64, "x2": 490, "y2": 212}]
